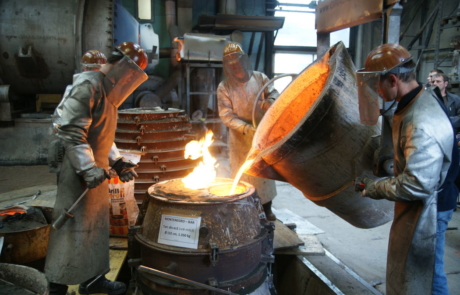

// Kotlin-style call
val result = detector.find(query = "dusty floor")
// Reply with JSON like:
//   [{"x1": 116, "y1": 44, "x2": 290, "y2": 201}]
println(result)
[
  {"x1": 0, "y1": 165, "x2": 56, "y2": 193},
  {"x1": 0, "y1": 165, "x2": 459, "y2": 295}
]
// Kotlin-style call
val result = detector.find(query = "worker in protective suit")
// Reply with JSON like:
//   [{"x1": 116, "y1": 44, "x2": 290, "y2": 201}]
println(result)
[
  {"x1": 217, "y1": 42, "x2": 279, "y2": 221},
  {"x1": 50, "y1": 50, "x2": 132, "y2": 182},
  {"x1": 49, "y1": 49, "x2": 108, "y2": 175},
  {"x1": 45, "y1": 42, "x2": 148, "y2": 295},
  {"x1": 356, "y1": 44, "x2": 459, "y2": 295}
]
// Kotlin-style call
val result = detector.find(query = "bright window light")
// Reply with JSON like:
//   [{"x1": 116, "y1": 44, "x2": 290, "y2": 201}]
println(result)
[
  {"x1": 138, "y1": 0, "x2": 151, "y2": 20},
  {"x1": 274, "y1": 53, "x2": 317, "y2": 92},
  {"x1": 274, "y1": 7, "x2": 349, "y2": 47}
]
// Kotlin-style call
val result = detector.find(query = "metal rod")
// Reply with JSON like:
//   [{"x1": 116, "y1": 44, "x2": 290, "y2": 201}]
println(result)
[
  {"x1": 67, "y1": 188, "x2": 89, "y2": 212},
  {"x1": 138, "y1": 266, "x2": 238, "y2": 295}
]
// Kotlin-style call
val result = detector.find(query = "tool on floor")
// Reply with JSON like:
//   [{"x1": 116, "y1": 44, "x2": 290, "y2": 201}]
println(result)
[
  {"x1": 0, "y1": 190, "x2": 41, "y2": 210},
  {"x1": 52, "y1": 188, "x2": 89, "y2": 230}
]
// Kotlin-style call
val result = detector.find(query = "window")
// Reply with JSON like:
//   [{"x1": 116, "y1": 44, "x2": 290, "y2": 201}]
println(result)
[
  {"x1": 274, "y1": 53, "x2": 317, "y2": 91},
  {"x1": 271, "y1": 1, "x2": 350, "y2": 92},
  {"x1": 137, "y1": 0, "x2": 154, "y2": 22}
]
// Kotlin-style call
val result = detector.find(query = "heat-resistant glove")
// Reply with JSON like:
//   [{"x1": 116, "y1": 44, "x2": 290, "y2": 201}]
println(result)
[
  {"x1": 81, "y1": 166, "x2": 110, "y2": 189},
  {"x1": 112, "y1": 157, "x2": 138, "y2": 182},
  {"x1": 360, "y1": 177, "x2": 383, "y2": 200},
  {"x1": 260, "y1": 99, "x2": 275, "y2": 111},
  {"x1": 243, "y1": 124, "x2": 256, "y2": 136}
]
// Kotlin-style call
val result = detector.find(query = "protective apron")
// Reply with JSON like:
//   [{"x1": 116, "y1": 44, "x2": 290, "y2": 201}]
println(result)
[
  {"x1": 45, "y1": 71, "x2": 115, "y2": 284},
  {"x1": 217, "y1": 71, "x2": 278, "y2": 204},
  {"x1": 45, "y1": 57, "x2": 147, "y2": 284},
  {"x1": 366, "y1": 88, "x2": 454, "y2": 294}
]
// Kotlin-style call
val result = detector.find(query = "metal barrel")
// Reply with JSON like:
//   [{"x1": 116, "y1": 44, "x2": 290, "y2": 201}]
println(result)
[{"x1": 245, "y1": 42, "x2": 394, "y2": 229}]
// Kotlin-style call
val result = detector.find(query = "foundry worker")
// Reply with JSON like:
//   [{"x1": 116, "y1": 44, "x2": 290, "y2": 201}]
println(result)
[
  {"x1": 217, "y1": 42, "x2": 278, "y2": 221},
  {"x1": 45, "y1": 42, "x2": 148, "y2": 295},
  {"x1": 50, "y1": 49, "x2": 135, "y2": 183},
  {"x1": 356, "y1": 44, "x2": 458, "y2": 295},
  {"x1": 49, "y1": 50, "x2": 108, "y2": 176}
]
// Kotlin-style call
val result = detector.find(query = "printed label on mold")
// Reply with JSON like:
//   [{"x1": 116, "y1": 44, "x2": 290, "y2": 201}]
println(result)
[{"x1": 158, "y1": 214, "x2": 202, "y2": 249}]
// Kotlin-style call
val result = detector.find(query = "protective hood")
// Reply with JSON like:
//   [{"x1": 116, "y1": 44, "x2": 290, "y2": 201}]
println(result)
[
  {"x1": 223, "y1": 52, "x2": 253, "y2": 84},
  {"x1": 103, "y1": 56, "x2": 148, "y2": 107}
]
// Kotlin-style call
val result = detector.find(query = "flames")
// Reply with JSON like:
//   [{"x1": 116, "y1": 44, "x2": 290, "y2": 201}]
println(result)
[{"x1": 182, "y1": 130, "x2": 218, "y2": 189}]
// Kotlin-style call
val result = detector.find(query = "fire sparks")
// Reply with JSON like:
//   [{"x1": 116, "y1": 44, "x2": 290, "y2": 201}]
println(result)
[{"x1": 182, "y1": 130, "x2": 217, "y2": 189}]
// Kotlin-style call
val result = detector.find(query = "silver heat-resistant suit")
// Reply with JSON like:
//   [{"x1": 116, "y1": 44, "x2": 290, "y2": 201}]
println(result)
[
  {"x1": 364, "y1": 88, "x2": 454, "y2": 294},
  {"x1": 45, "y1": 57, "x2": 147, "y2": 285},
  {"x1": 217, "y1": 71, "x2": 278, "y2": 204}
]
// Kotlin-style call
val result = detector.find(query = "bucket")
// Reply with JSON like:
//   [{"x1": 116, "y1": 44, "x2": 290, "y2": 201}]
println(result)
[{"x1": 245, "y1": 42, "x2": 393, "y2": 229}]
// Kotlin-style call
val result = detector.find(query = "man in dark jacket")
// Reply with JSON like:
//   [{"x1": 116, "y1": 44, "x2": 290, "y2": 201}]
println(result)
[
  {"x1": 432, "y1": 73, "x2": 460, "y2": 135},
  {"x1": 431, "y1": 73, "x2": 460, "y2": 295}
]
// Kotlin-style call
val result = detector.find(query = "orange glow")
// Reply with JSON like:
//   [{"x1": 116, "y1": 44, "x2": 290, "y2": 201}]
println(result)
[
  {"x1": 209, "y1": 184, "x2": 246, "y2": 196},
  {"x1": 182, "y1": 130, "x2": 218, "y2": 189},
  {"x1": 0, "y1": 208, "x2": 27, "y2": 216}
]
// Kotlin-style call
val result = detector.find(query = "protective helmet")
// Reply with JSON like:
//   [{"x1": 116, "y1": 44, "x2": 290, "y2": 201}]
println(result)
[
  {"x1": 116, "y1": 42, "x2": 148, "y2": 70},
  {"x1": 355, "y1": 43, "x2": 413, "y2": 125},
  {"x1": 81, "y1": 49, "x2": 107, "y2": 70},
  {"x1": 222, "y1": 42, "x2": 252, "y2": 83},
  {"x1": 223, "y1": 43, "x2": 244, "y2": 56},
  {"x1": 362, "y1": 43, "x2": 412, "y2": 74}
]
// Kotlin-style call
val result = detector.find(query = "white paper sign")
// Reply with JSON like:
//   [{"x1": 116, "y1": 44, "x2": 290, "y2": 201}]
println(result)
[{"x1": 158, "y1": 214, "x2": 201, "y2": 249}]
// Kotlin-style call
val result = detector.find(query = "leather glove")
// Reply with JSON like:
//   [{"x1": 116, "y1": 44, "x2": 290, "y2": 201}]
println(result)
[
  {"x1": 81, "y1": 166, "x2": 110, "y2": 189},
  {"x1": 360, "y1": 177, "x2": 383, "y2": 199},
  {"x1": 112, "y1": 157, "x2": 139, "y2": 182},
  {"x1": 260, "y1": 99, "x2": 274, "y2": 111}
]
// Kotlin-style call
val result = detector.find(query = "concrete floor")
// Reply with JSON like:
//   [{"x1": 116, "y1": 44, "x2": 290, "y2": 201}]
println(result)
[
  {"x1": 274, "y1": 181, "x2": 460, "y2": 295},
  {"x1": 0, "y1": 165, "x2": 459, "y2": 294}
]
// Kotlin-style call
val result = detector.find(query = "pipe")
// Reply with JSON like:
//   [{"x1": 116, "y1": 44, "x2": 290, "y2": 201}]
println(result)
[
  {"x1": 252, "y1": 73, "x2": 298, "y2": 128},
  {"x1": 177, "y1": 0, "x2": 194, "y2": 35},
  {"x1": 166, "y1": 0, "x2": 179, "y2": 67}
]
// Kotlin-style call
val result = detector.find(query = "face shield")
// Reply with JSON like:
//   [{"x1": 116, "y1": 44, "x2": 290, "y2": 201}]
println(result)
[
  {"x1": 81, "y1": 63, "x2": 104, "y2": 71},
  {"x1": 356, "y1": 70, "x2": 382, "y2": 125},
  {"x1": 103, "y1": 55, "x2": 148, "y2": 107},
  {"x1": 223, "y1": 52, "x2": 253, "y2": 83}
]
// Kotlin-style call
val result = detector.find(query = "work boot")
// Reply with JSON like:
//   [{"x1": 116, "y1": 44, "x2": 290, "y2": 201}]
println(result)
[
  {"x1": 263, "y1": 201, "x2": 276, "y2": 222},
  {"x1": 78, "y1": 276, "x2": 126, "y2": 295},
  {"x1": 49, "y1": 282, "x2": 68, "y2": 295}
]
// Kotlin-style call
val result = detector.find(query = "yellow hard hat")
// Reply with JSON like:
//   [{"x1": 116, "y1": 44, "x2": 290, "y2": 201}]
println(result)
[{"x1": 223, "y1": 43, "x2": 244, "y2": 56}]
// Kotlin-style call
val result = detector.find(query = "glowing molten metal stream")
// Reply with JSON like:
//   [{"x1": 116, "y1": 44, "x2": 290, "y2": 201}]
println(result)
[{"x1": 182, "y1": 130, "x2": 218, "y2": 189}]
